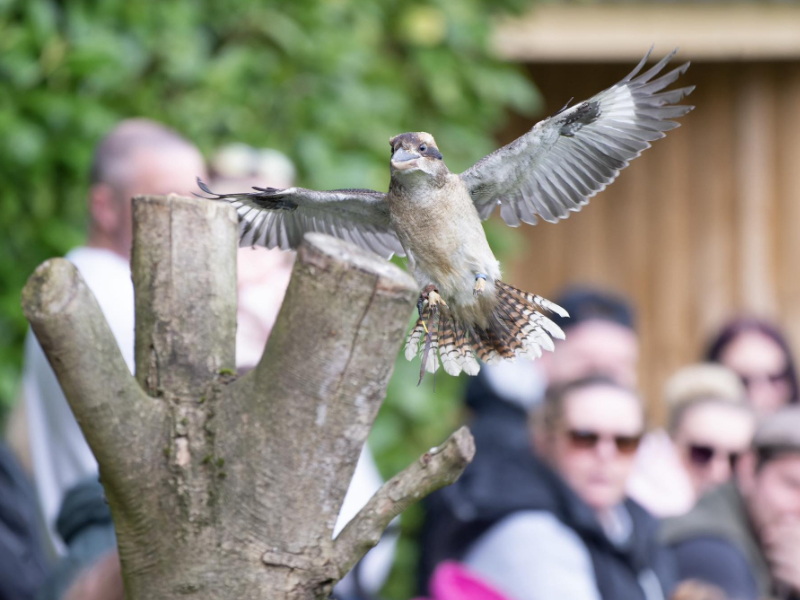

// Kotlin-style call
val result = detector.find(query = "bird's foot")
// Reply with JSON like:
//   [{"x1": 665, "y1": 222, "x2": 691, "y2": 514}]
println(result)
[
  {"x1": 421, "y1": 283, "x2": 447, "y2": 310},
  {"x1": 473, "y1": 273, "x2": 487, "y2": 296},
  {"x1": 428, "y1": 289, "x2": 446, "y2": 309}
]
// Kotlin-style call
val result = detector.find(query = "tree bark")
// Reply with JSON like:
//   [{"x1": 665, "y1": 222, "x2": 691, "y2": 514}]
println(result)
[{"x1": 22, "y1": 194, "x2": 474, "y2": 600}]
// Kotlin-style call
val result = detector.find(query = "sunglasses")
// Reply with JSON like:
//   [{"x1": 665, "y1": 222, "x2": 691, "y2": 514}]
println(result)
[
  {"x1": 738, "y1": 368, "x2": 790, "y2": 390},
  {"x1": 687, "y1": 444, "x2": 740, "y2": 469},
  {"x1": 566, "y1": 429, "x2": 642, "y2": 455}
]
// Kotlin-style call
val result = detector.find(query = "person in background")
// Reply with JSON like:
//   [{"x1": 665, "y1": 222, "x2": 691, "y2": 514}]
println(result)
[
  {"x1": 629, "y1": 364, "x2": 756, "y2": 518},
  {"x1": 61, "y1": 551, "x2": 123, "y2": 600},
  {"x1": 425, "y1": 376, "x2": 674, "y2": 600},
  {"x1": 0, "y1": 440, "x2": 50, "y2": 600},
  {"x1": 665, "y1": 364, "x2": 755, "y2": 501},
  {"x1": 456, "y1": 286, "x2": 638, "y2": 481},
  {"x1": 208, "y1": 143, "x2": 297, "y2": 369},
  {"x1": 662, "y1": 406, "x2": 800, "y2": 600},
  {"x1": 706, "y1": 318, "x2": 799, "y2": 415},
  {"x1": 22, "y1": 119, "x2": 207, "y2": 556},
  {"x1": 418, "y1": 288, "x2": 639, "y2": 588},
  {"x1": 19, "y1": 119, "x2": 208, "y2": 600},
  {"x1": 538, "y1": 287, "x2": 640, "y2": 389},
  {"x1": 417, "y1": 287, "x2": 640, "y2": 592},
  {"x1": 469, "y1": 286, "x2": 640, "y2": 460}
]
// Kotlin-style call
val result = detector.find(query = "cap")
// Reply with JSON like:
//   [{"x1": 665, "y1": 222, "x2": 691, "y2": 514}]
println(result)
[
  {"x1": 753, "y1": 406, "x2": 800, "y2": 453},
  {"x1": 550, "y1": 287, "x2": 635, "y2": 333}
]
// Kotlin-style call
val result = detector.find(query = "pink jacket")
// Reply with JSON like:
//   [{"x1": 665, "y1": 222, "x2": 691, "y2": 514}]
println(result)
[{"x1": 414, "y1": 562, "x2": 510, "y2": 600}]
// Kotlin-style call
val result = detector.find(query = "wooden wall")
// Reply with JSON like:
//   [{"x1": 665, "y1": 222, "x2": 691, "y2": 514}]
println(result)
[{"x1": 500, "y1": 61, "x2": 800, "y2": 424}]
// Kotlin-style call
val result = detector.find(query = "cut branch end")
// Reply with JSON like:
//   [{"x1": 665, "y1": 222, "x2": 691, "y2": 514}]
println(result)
[
  {"x1": 331, "y1": 426, "x2": 474, "y2": 578},
  {"x1": 22, "y1": 258, "x2": 81, "y2": 322}
]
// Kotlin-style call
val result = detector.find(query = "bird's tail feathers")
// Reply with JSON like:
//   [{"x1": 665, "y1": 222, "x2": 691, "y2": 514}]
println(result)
[{"x1": 404, "y1": 281, "x2": 568, "y2": 378}]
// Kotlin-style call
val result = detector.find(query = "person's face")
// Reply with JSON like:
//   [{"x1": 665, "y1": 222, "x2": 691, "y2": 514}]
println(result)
[
  {"x1": 719, "y1": 331, "x2": 792, "y2": 415},
  {"x1": 93, "y1": 146, "x2": 207, "y2": 259},
  {"x1": 673, "y1": 402, "x2": 755, "y2": 497},
  {"x1": 738, "y1": 452, "x2": 800, "y2": 534},
  {"x1": 543, "y1": 385, "x2": 644, "y2": 511},
  {"x1": 543, "y1": 320, "x2": 639, "y2": 388}
]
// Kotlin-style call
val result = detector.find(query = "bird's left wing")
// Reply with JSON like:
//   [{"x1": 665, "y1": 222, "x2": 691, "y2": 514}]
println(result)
[
  {"x1": 460, "y1": 48, "x2": 694, "y2": 226},
  {"x1": 196, "y1": 179, "x2": 405, "y2": 259}
]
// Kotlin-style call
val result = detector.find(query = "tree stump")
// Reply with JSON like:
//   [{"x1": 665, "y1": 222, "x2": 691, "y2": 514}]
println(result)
[{"x1": 22, "y1": 194, "x2": 474, "y2": 600}]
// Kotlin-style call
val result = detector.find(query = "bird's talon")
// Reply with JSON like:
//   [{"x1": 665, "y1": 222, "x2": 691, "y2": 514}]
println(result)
[
  {"x1": 473, "y1": 276, "x2": 487, "y2": 296},
  {"x1": 427, "y1": 290, "x2": 447, "y2": 308}
]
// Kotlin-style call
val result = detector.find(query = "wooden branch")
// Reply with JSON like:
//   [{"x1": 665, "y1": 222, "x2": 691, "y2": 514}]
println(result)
[
  {"x1": 331, "y1": 426, "x2": 475, "y2": 578},
  {"x1": 221, "y1": 233, "x2": 420, "y2": 551},
  {"x1": 132, "y1": 194, "x2": 239, "y2": 397},
  {"x1": 21, "y1": 258, "x2": 163, "y2": 499},
  {"x1": 21, "y1": 200, "x2": 472, "y2": 599}
]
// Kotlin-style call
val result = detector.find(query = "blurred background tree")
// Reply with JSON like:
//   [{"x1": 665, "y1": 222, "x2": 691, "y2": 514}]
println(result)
[{"x1": 1, "y1": 0, "x2": 536, "y2": 597}]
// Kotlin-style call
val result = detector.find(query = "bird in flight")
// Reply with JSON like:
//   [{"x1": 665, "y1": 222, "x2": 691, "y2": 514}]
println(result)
[{"x1": 198, "y1": 48, "x2": 693, "y2": 380}]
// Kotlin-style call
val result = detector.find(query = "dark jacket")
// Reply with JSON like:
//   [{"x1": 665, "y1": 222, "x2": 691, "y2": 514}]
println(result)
[
  {"x1": 661, "y1": 482, "x2": 799, "y2": 600},
  {"x1": 418, "y1": 439, "x2": 676, "y2": 600},
  {"x1": 462, "y1": 371, "x2": 533, "y2": 457},
  {"x1": 36, "y1": 478, "x2": 116, "y2": 600},
  {"x1": 417, "y1": 372, "x2": 531, "y2": 593},
  {"x1": 0, "y1": 442, "x2": 50, "y2": 600}
]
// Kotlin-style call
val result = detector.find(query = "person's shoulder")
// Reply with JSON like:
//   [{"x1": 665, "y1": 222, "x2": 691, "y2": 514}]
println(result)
[
  {"x1": 66, "y1": 247, "x2": 129, "y2": 275},
  {"x1": 671, "y1": 537, "x2": 759, "y2": 600},
  {"x1": 467, "y1": 510, "x2": 589, "y2": 562},
  {"x1": 65, "y1": 247, "x2": 132, "y2": 305},
  {"x1": 464, "y1": 511, "x2": 601, "y2": 600},
  {"x1": 491, "y1": 510, "x2": 574, "y2": 536},
  {"x1": 660, "y1": 483, "x2": 741, "y2": 546}
]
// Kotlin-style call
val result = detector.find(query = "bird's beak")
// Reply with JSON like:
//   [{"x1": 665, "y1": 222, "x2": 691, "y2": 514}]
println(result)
[{"x1": 391, "y1": 148, "x2": 420, "y2": 171}]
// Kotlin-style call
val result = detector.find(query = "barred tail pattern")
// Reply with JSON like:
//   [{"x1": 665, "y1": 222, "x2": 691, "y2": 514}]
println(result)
[{"x1": 404, "y1": 281, "x2": 569, "y2": 377}]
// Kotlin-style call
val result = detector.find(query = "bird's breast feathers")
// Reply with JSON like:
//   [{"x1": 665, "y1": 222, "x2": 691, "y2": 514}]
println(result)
[{"x1": 388, "y1": 176, "x2": 500, "y2": 309}]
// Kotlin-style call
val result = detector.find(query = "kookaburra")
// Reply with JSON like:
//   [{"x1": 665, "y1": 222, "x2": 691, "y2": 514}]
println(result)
[{"x1": 198, "y1": 48, "x2": 693, "y2": 379}]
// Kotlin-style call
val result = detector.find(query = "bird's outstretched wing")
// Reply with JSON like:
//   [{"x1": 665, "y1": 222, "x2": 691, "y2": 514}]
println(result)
[
  {"x1": 460, "y1": 48, "x2": 694, "y2": 226},
  {"x1": 196, "y1": 179, "x2": 405, "y2": 259}
]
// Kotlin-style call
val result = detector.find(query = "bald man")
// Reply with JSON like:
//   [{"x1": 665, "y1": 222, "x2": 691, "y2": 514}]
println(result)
[{"x1": 22, "y1": 119, "x2": 207, "y2": 552}]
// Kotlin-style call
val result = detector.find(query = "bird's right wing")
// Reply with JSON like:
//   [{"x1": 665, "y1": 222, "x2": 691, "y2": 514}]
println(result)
[{"x1": 196, "y1": 179, "x2": 405, "y2": 259}]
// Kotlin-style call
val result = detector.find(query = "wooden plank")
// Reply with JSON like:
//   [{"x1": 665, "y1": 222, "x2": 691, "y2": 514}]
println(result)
[
  {"x1": 734, "y1": 66, "x2": 778, "y2": 316},
  {"x1": 776, "y1": 66, "x2": 800, "y2": 356},
  {"x1": 493, "y1": 5, "x2": 800, "y2": 62},
  {"x1": 690, "y1": 66, "x2": 736, "y2": 342}
]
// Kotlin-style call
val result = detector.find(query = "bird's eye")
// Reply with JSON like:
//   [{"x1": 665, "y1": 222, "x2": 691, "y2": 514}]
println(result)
[{"x1": 419, "y1": 144, "x2": 427, "y2": 152}]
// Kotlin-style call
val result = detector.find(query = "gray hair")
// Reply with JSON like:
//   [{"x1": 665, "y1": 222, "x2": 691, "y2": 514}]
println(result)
[{"x1": 89, "y1": 118, "x2": 198, "y2": 189}]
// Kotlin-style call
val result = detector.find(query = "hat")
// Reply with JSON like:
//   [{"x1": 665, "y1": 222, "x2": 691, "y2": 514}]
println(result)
[
  {"x1": 753, "y1": 406, "x2": 800, "y2": 453},
  {"x1": 550, "y1": 287, "x2": 635, "y2": 333}
]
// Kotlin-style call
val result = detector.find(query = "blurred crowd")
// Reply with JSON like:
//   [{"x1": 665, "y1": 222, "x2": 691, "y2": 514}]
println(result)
[{"x1": 2, "y1": 118, "x2": 800, "y2": 600}]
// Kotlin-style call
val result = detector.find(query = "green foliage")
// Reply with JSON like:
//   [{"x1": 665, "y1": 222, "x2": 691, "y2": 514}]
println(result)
[{"x1": 1, "y1": 0, "x2": 538, "y2": 595}]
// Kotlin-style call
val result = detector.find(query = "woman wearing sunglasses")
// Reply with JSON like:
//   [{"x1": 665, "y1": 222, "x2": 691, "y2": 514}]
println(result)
[
  {"x1": 706, "y1": 317, "x2": 799, "y2": 415},
  {"x1": 461, "y1": 376, "x2": 673, "y2": 600},
  {"x1": 666, "y1": 364, "x2": 756, "y2": 502}
]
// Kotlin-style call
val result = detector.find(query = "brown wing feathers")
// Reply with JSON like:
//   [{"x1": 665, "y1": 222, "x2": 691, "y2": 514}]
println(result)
[{"x1": 405, "y1": 281, "x2": 567, "y2": 377}]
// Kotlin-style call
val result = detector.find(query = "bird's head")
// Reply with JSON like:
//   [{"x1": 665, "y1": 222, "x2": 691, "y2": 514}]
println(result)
[{"x1": 389, "y1": 132, "x2": 447, "y2": 182}]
